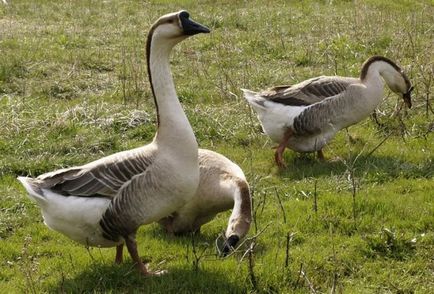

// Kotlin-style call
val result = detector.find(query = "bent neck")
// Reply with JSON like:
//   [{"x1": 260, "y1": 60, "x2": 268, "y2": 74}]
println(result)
[
  {"x1": 360, "y1": 58, "x2": 402, "y2": 92},
  {"x1": 147, "y1": 35, "x2": 197, "y2": 148},
  {"x1": 226, "y1": 180, "x2": 251, "y2": 239},
  {"x1": 361, "y1": 61, "x2": 391, "y2": 89}
]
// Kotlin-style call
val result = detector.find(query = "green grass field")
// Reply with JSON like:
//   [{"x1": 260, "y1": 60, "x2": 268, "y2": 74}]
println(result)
[{"x1": 1, "y1": 0, "x2": 433, "y2": 293}]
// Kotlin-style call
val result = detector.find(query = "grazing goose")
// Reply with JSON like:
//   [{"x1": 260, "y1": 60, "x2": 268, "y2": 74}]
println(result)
[
  {"x1": 17, "y1": 11, "x2": 210, "y2": 276},
  {"x1": 158, "y1": 149, "x2": 252, "y2": 255},
  {"x1": 242, "y1": 56, "x2": 413, "y2": 167}
]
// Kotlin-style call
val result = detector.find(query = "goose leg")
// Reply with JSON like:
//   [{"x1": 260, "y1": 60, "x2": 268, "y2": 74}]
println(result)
[
  {"x1": 115, "y1": 244, "x2": 123, "y2": 264},
  {"x1": 125, "y1": 236, "x2": 148, "y2": 275},
  {"x1": 125, "y1": 235, "x2": 167, "y2": 276},
  {"x1": 158, "y1": 216, "x2": 174, "y2": 234},
  {"x1": 275, "y1": 128, "x2": 293, "y2": 168},
  {"x1": 317, "y1": 149, "x2": 325, "y2": 161}
]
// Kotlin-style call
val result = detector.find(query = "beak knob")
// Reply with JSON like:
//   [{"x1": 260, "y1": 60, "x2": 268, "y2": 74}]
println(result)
[{"x1": 179, "y1": 11, "x2": 210, "y2": 35}]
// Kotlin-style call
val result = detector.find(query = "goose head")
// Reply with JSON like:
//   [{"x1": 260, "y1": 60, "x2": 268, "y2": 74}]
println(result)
[
  {"x1": 361, "y1": 56, "x2": 413, "y2": 108},
  {"x1": 219, "y1": 181, "x2": 252, "y2": 256},
  {"x1": 221, "y1": 216, "x2": 251, "y2": 256},
  {"x1": 381, "y1": 66, "x2": 413, "y2": 109},
  {"x1": 148, "y1": 10, "x2": 210, "y2": 49}
]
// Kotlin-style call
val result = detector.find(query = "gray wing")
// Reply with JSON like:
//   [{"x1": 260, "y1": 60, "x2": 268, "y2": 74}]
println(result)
[
  {"x1": 99, "y1": 165, "x2": 164, "y2": 241},
  {"x1": 260, "y1": 76, "x2": 354, "y2": 106},
  {"x1": 292, "y1": 86, "x2": 351, "y2": 136},
  {"x1": 36, "y1": 147, "x2": 156, "y2": 197}
]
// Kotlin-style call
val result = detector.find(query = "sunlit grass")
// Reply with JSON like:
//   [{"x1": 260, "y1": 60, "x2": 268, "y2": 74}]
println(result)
[{"x1": 1, "y1": 0, "x2": 433, "y2": 293}]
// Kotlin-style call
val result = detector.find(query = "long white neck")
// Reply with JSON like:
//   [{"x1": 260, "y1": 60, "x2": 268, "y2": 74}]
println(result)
[
  {"x1": 148, "y1": 36, "x2": 198, "y2": 151},
  {"x1": 362, "y1": 61, "x2": 389, "y2": 101}
]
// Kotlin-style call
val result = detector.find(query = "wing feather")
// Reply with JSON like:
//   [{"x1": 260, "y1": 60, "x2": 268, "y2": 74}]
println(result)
[
  {"x1": 36, "y1": 147, "x2": 156, "y2": 198},
  {"x1": 260, "y1": 76, "x2": 355, "y2": 106},
  {"x1": 292, "y1": 85, "x2": 352, "y2": 136}
]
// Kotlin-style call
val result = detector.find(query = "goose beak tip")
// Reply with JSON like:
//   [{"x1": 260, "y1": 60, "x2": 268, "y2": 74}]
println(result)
[{"x1": 220, "y1": 235, "x2": 240, "y2": 257}]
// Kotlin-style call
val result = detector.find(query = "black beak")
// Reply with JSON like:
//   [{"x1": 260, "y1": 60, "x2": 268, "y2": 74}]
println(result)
[
  {"x1": 179, "y1": 11, "x2": 210, "y2": 35},
  {"x1": 403, "y1": 86, "x2": 413, "y2": 109},
  {"x1": 221, "y1": 235, "x2": 240, "y2": 256}
]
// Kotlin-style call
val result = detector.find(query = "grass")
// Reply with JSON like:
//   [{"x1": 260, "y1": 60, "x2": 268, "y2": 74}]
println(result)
[{"x1": 1, "y1": 0, "x2": 433, "y2": 293}]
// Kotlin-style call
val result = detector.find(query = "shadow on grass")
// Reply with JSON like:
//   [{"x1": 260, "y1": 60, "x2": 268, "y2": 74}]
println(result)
[
  {"x1": 145, "y1": 224, "x2": 222, "y2": 244},
  {"x1": 277, "y1": 153, "x2": 345, "y2": 179},
  {"x1": 50, "y1": 227, "x2": 247, "y2": 293},
  {"x1": 144, "y1": 225, "x2": 260, "y2": 258},
  {"x1": 278, "y1": 153, "x2": 432, "y2": 181},
  {"x1": 53, "y1": 263, "x2": 244, "y2": 293}
]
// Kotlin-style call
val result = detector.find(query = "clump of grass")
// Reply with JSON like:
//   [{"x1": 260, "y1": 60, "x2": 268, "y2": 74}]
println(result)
[{"x1": 364, "y1": 228, "x2": 417, "y2": 260}]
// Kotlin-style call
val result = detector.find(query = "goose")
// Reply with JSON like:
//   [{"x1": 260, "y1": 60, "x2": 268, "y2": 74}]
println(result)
[
  {"x1": 158, "y1": 149, "x2": 252, "y2": 255},
  {"x1": 17, "y1": 11, "x2": 210, "y2": 276},
  {"x1": 242, "y1": 56, "x2": 413, "y2": 167}
]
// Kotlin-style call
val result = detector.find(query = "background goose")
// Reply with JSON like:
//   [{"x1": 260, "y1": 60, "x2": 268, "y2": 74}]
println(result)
[
  {"x1": 158, "y1": 149, "x2": 252, "y2": 255},
  {"x1": 242, "y1": 56, "x2": 413, "y2": 167},
  {"x1": 17, "y1": 11, "x2": 210, "y2": 276}
]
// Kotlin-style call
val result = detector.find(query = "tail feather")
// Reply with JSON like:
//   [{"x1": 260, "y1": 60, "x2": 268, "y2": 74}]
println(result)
[
  {"x1": 241, "y1": 88, "x2": 266, "y2": 110},
  {"x1": 17, "y1": 176, "x2": 46, "y2": 203}
]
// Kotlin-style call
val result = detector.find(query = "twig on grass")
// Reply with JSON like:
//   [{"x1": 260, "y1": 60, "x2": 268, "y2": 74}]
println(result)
[
  {"x1": 294, "y1": 263, "x2": 303, "y2": 289},
  {"x1": 313, "y1": 179, "x2": 318, "y2": 214},
  {"x1": 121, "y1": 46, "x2": 127, "y2": 105},
  {"x1": 419, "y1": 63, "x2": 434, "y2": 117},
  {"x1": 251, "y1": 185, "x2": 268, "y2": 234},
  {"x1": 247, "y1": 242, "x2": 257, "y2": 290},
  {"x1": 238, "y1": 241, "x2": 258, "y2": 290},
  {"x1": 330, "y1": 272, "x2": 338, "y2": 294},
  {"x1": 365, "y1": 131, "x2": 393, "y2": 157},
  {"x1": 300, "y1": 266, "x2": 317, "y2": 294},
  {"x1": 284, "y1": 232, "x2": 296, "y2": 268},
  {"x1": 274, "y1": 187, "x2": 287, "y2": 224},
  {"x1": 329, "y1": 223, "x2": 339, "y2": 294},
  {"x1": 84, "y1": 240, "x2": 95, "y2": 262},
  {"x1": 348, "y1": 166, "x2": 357, "y2": 226},
  {"x1": 60, "y1": 270, "x2": 66, "y2": 294},
  {"x1": 20, "y1": 236, "x2": 37, "y2": 294},
  {"x1": 191, "y1": 233, "x2": 208, "y2": 271}
]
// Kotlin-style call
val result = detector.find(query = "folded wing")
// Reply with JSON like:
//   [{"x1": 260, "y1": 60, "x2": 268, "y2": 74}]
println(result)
[
  {"x1": 261, "y1": 76, "x2": 354, "y2": 106},
  {"x1": 36, "y1": 148, "x2": 155, "y2": 198}
]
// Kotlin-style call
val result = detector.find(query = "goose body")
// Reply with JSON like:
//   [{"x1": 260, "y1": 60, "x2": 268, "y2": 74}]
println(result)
[
  {"x1": 242, "y1": 56, "x2": 413, "y2": 167},
  {"x1": 159, "y1": 149, "x2": 252, "y2": 253},
  {"x1": 17, "y1": 11, "x2": 210, "y2": 275}
]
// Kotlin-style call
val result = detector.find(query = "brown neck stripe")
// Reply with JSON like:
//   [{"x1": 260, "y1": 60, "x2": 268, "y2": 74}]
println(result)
[{"x1": 360, "y1": 56, "x2": 401, "y2": 81}]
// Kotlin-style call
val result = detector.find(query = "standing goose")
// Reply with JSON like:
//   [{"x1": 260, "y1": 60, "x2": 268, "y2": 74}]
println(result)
[
  {"x1": 158, "y1": 149, "x2": 252, "y2": 255},
  {"x1": 242, "y1": 56, "x2": 413, "y2": 167},
  {"x1": 17, "y1": 11, "x2": 210, "y2": 276}
]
